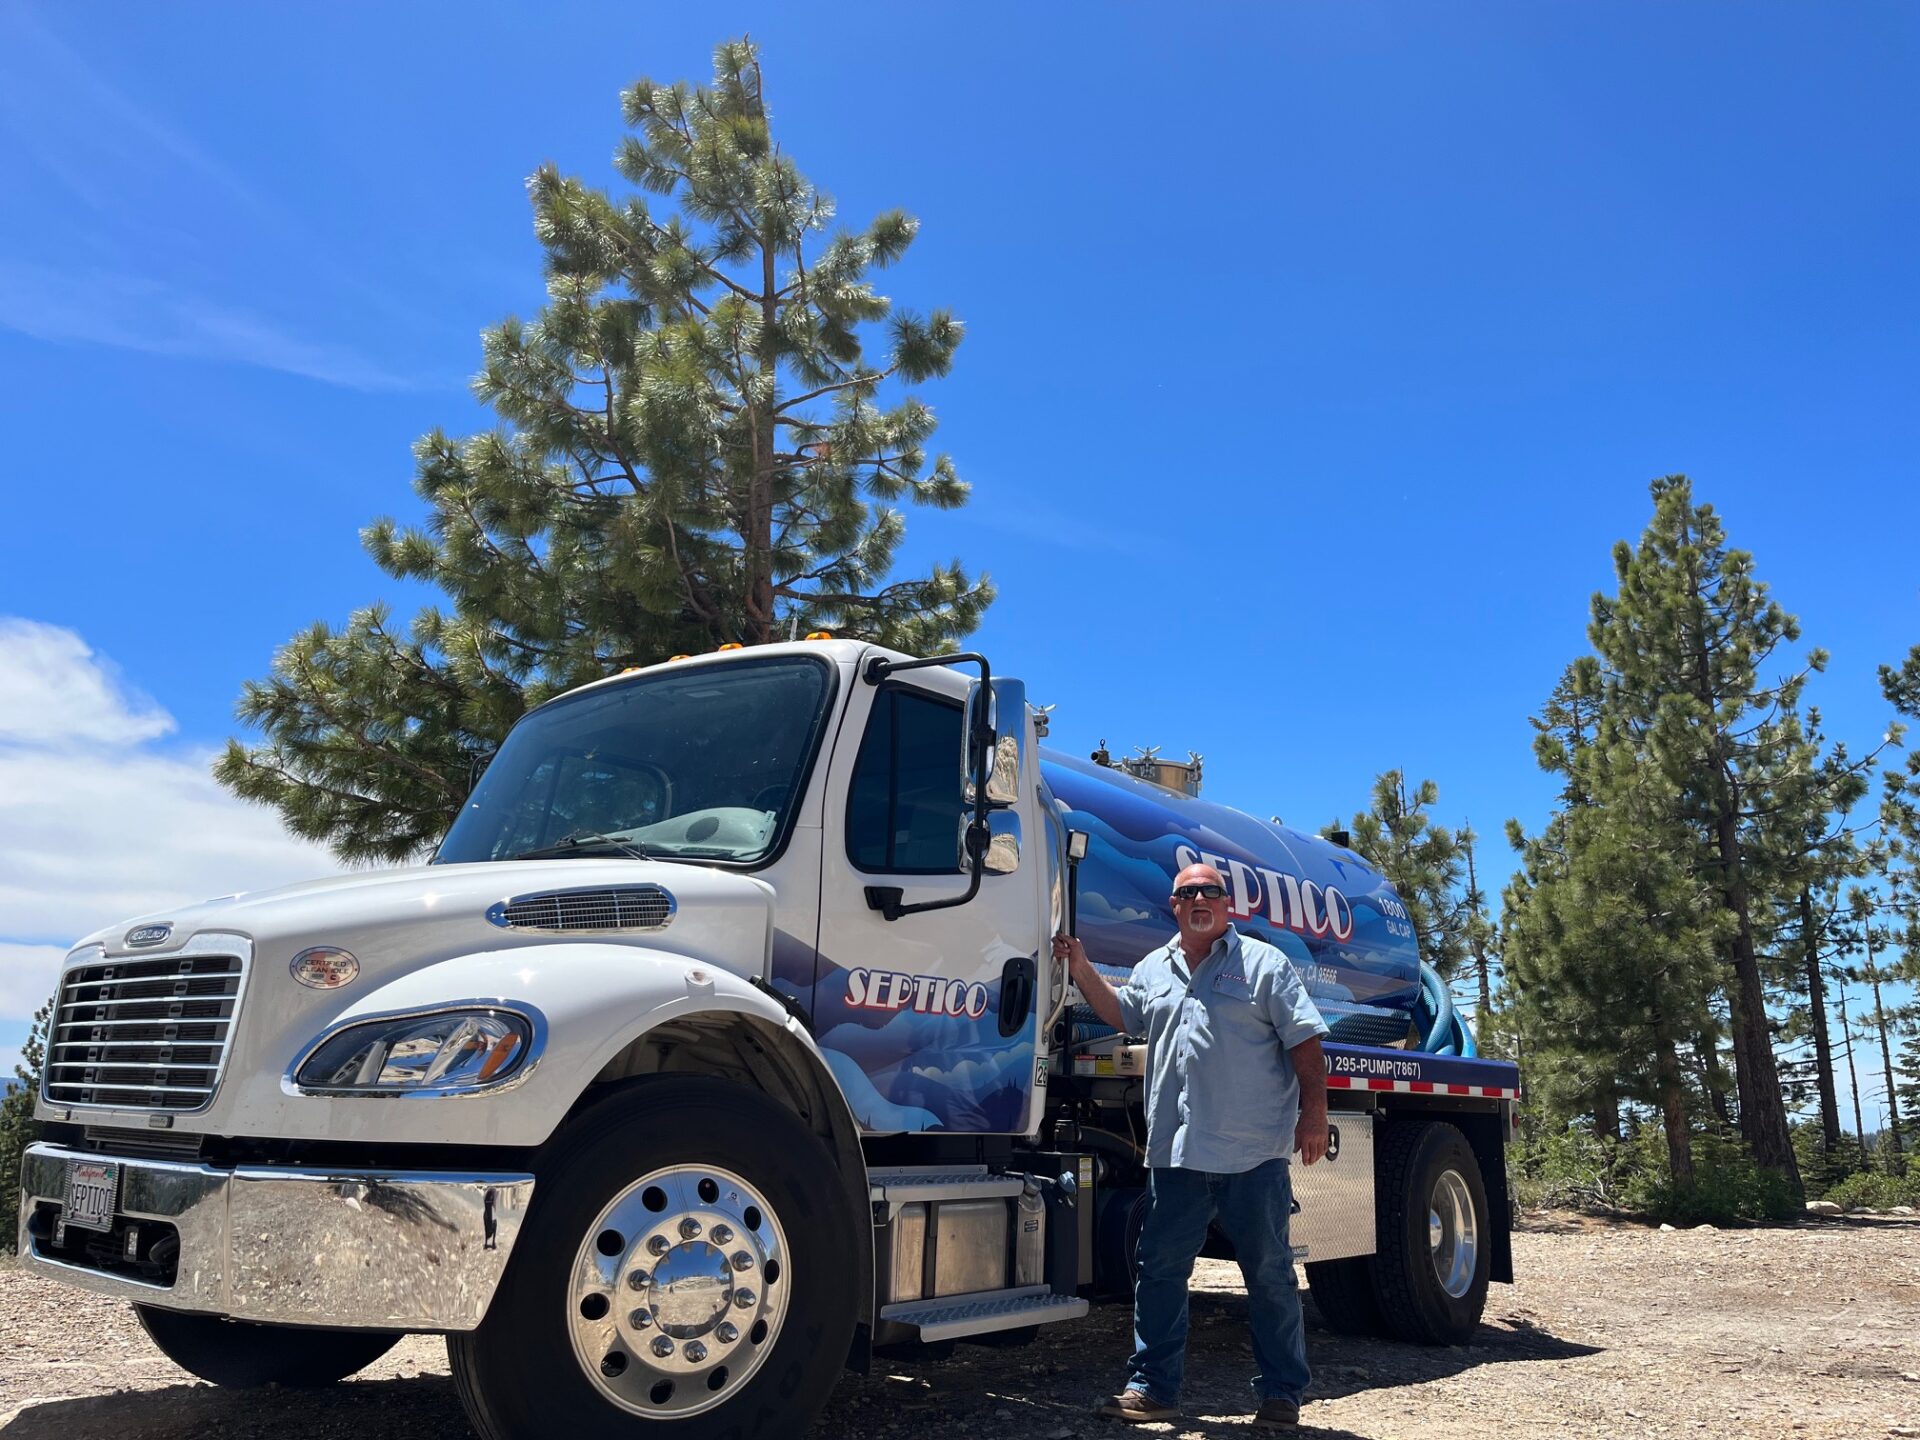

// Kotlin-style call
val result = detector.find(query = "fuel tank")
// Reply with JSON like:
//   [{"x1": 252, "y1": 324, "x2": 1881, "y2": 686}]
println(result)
[{"x1": 1041, "y1": 749, "x2": 1421, "y2": 1047}]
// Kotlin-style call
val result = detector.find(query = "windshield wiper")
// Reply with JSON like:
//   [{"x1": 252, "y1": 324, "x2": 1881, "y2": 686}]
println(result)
[{"x1": 509, "y1": 829, "x2": 654, "y2": 862}]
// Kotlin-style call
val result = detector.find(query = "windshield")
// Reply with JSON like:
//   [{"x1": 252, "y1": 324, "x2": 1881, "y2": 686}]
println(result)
[{"x1": 435, "y1": 655, "x2": 834, "y2": 866}]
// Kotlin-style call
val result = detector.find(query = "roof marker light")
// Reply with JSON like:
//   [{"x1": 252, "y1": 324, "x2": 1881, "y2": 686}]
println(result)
[
  {"x1": 805, "y1": 631, "x2": 833, "y2": 641},
  {"x1": 717, "y1": 643, "x2": 744, "y2": 651}
]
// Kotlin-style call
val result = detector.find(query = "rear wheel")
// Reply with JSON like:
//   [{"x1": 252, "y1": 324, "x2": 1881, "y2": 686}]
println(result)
[
  {"x1": 1370, "y1": 1120, "x2": 1490, "y2": 1344},
  {"x1": 450, "y1": 1077, "x2": 858, "y2": 1440},
  {"x1": 135, "y1": 1306, "x2": 399, "y2": 1387},
  {"x1": 1304, "y1": 1255, "x2": 1385, "y2": 1336}
]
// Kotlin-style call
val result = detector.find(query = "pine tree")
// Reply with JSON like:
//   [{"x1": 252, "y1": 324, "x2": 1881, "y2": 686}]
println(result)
[
  {"x1": 1586, "y1": 475, "x2": 1825, "y2": 1193},
  {"x1": 217, "y1": 38, "x2": 992, "y2": 863},
  {"x1": 1847, "y1": 892, "x2": 1907, "y2": 1171},
  {"x1": 1503, "y1": 675, "x2": 1724, "y2": 1187},
  {"x1": 0, "y1": 999, "x2": 49, "y2": 1254},
  {"x1": 1348, "y1": 771, "x2": 1468, "y2": 979},
  {"x1": 1459, "y1": 825, "x2": 1500, "y2": 1050}
]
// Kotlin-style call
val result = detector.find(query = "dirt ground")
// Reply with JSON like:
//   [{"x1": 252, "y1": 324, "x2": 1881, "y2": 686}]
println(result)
[{"x1": 3, "y1": 1213, "x2": 1916, "y2": 1440}]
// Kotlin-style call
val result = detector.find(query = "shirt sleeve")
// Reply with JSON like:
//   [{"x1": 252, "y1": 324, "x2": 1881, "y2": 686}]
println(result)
[
  {"x1": 1265, "y1": 954, "x2": 1329, "y2": 1049},
  {"x1": 1114, "y1": 964, "x2": 1151, "y2": 1035}
]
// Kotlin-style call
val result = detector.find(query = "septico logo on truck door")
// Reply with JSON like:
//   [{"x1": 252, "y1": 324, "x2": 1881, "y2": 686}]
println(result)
[{"x1": 845, "y1": 968, "x2": 991, "y2": 1018}]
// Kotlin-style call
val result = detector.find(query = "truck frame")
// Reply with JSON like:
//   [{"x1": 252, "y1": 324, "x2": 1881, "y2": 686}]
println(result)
[{"x1": 19, "y1": 639, "x2": 1519, "y2": 1438}]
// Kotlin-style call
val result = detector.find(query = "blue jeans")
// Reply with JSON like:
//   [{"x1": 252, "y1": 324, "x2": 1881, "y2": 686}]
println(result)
[{"x1": 1126, "y1": 1159, "x2": 1310, "y2": 1407}]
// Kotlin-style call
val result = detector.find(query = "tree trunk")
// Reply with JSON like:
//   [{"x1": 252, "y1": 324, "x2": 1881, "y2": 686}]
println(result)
[
  {"x1": 1465, "y1": 836, "x2": 1493, "y2": 1049},
  {"x1": 1692, "y1": 1036, "x2": 1733, "y2": 1130},
  {"x1": 1592, "y1": 1075, "x2": 1621, "y2": 1147},
  {"x1": 1863, "y1": 930, "x2": 1906, "y2": 1170},
  {"x1": 1798, "y1": 889, "x2": 1842, "y2": 1155},
  {"x1": 1836, "y1": 981, "x2": 1869, "y2": 1168},
  {"x1": 1654, "y1": 1008, "x2": 1695, "y2": 1187},
  {"x1": 1713, "y1": 805, "x2": 1803, "y2": 1192}
]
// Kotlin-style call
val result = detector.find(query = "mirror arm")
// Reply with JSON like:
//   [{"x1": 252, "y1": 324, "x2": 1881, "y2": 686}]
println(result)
[{"x1": 863, "y1": 652, "x2": 996, "y2": 922}]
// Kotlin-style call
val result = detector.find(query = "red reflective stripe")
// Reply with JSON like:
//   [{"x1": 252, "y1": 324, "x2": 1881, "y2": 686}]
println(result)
[
  {"x1": 1409, "y1": 1080, "x2": 1435, "y2": 1093},
  {"x1": 1366, "y1": 1078, "x2": 1394, "y2": 1091},
  {"x1": 1327, "y1": 1075, "x2": 1355, "y2": 1088},
  {"x1": 1447, "y1": 1083, "x2": 1471, "y2": 1095}
]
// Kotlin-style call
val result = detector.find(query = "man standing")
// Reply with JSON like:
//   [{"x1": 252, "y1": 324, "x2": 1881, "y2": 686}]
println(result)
[{"x1": 1054, "y1": 861, "x2": 1329, "y2": 1430}]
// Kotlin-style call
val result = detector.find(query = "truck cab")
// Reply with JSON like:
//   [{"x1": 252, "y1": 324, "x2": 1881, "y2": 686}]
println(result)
[{"x1": 19, "y1": 639, "x2": 1519, "y2": 1440}]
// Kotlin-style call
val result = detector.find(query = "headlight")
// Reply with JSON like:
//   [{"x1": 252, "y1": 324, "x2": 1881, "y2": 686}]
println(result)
[{"x1": 294, "y1": 1009, "x2": 532, "y2": 1093}]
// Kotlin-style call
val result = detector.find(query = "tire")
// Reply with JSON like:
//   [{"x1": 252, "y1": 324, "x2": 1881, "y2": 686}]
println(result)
[
  {"x1": 134, "y1": 1306, "x2": 399, "y2": 1388},
  {"x1": 1370, "y1": 1120, "x2": 1491, "y2": 1345},
  {"x1": 449, "y1": 1077, "x2": 859, "y2": 1440},
  {"x1": 1304, "y1": 1256, "x2": 1386, "y2": 1336}
]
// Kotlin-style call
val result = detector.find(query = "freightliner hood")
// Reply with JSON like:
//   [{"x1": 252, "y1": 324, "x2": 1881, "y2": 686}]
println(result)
[{"x1": 45, "y1": 859, "x2": 778, "y2": 1143}]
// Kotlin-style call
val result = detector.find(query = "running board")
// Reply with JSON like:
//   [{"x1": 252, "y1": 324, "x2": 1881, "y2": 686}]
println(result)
[
  {"x1": 868, "y1": 1165, "x2": 1026, "y2": 1205},
  {"x1": 879, "y1": 1286, "x2": 1090, "y2": 1343}
]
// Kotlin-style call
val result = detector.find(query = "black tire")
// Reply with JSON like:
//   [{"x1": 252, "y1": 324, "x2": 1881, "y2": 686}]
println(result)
[
  {"x1": 449, "y1": 1077, "x2": 859, "y2": 1440},
  {"x1": 134, "y1": 1306, "x2": 400, "y2": 1388},
  {"x1": 1304, "y1": 1256, "x2": 1386, "y2": 1336},
  {"x1": 1370, "y1": 1120, "x2": 1490, "y2": 1345}
]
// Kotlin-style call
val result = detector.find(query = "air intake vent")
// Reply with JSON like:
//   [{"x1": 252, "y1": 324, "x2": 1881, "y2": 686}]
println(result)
[
  {"x1": 489, "y1": 885, "x2": 675, "y2": 933},
  {"x1": 44, "y1": 951, "x2": 245, "y2": 1112}
]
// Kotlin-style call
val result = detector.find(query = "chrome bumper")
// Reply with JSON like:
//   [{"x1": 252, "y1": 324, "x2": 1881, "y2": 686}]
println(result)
[{"x1": 17, "y1": 1143, "x2": 534, "y2": 1331}]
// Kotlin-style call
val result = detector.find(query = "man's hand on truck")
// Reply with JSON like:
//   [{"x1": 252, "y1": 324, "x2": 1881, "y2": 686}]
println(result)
[
  {"x1": 1290, "y1": 1035, "x2": 1329, "y2": 1166},
  {"x1": 1054, "y1": 933, "x2": 1128, "y2": 1034}
]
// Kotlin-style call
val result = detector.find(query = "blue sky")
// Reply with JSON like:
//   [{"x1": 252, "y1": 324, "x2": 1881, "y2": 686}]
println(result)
[{"x1": 0, "y1": 2, "x2": 1914, "y2": 1128}]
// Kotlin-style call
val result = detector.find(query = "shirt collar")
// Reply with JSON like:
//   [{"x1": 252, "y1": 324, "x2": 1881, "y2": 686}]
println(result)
[{"x1": 1166, "y1": 924, "x2": 1240, "y2": 974}]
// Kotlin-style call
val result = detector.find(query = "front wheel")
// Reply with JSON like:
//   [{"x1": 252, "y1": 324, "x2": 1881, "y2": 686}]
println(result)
[
  {"x1": 135, "y1": 1306, "x2": 399, "y2": 1387},
  {"x1": 449, "y1": 1077, "x2": 858, "y2": 1440},
  {"x1": 1370, "y1": 1120, "x2": 1491, "y2": 1345}
]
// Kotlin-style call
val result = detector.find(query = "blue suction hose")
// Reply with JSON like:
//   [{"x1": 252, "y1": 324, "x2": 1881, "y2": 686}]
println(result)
[{"x1": 1416, "y1": 961, "x2": 1476, "y2": 1056}]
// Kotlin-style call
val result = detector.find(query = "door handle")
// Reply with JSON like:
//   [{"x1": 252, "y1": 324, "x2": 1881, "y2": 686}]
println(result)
[{"x1": 998, "y1": 955, "x2": 1036, "y2": 1037}]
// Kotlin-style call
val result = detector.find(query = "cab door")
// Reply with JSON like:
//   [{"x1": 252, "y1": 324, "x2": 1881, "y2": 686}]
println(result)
[{"x1": 811, "y1": 668, "x2": 1048, "y2": 1135}]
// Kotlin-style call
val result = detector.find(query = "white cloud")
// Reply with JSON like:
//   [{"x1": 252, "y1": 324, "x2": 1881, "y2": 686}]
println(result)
[
  {"x1": 0, "y1": 620, "x2": 344, "y2": 1031},
  {"x1": 0, "y1": 943, "x2": 63, "y2": 1025},
  {"x1": 0, "y1": 618, "x2": 174, "y2": 747},
  {"x1": 0, "y1": 261, "x2": 424, "y2": 393}
]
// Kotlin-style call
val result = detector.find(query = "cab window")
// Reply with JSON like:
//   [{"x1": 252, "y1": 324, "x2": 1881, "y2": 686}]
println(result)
[{"x1": 847, "y1": 688, "x2": 964, "y2": 873}]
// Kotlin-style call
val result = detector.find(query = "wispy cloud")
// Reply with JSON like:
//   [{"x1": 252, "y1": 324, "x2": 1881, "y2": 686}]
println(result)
[
  {"x1": 0, "y1": 8, "x2": 442, "y2": 386},
  {"x1": 0, "y1": 259, "x2": 425, "y2": 391},
  {"x1": 955, "y1": 495, "x2": 1150, "y2": 557}
]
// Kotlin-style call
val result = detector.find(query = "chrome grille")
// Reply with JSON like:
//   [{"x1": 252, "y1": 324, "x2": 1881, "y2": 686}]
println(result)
[
  {"x1": 44, "y1": 951, "x2": 244, "y2": 1111},
  {"x1": 491, "y1": 885, "x2": 674, "y2": 933}
]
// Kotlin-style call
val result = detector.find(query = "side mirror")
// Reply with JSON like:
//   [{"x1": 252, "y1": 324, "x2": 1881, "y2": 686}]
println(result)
[
  {"x1": 960, "y1": 811, "x2": 1022, "y2": 876},
  {"x1": 963, "y1": 677, "x2": 1026, "y2": 808}
]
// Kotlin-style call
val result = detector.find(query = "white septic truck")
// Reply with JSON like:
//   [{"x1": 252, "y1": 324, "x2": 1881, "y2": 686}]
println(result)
[{"x1": 20, "y1": 639, "x2": 1519, "y2": 1438}]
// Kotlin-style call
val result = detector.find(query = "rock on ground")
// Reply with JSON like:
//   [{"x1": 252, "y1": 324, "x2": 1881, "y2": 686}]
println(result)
[{"x1": 2, "y1": 1213, "x2": 1916, "y2": 1439}]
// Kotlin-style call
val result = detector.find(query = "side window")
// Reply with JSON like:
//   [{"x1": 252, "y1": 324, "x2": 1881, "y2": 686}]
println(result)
[{"x1": 847, "y1": 688, "x2": 965, "y2": 873}]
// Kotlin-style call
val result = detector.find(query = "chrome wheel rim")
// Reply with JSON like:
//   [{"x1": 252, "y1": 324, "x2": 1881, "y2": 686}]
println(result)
[
  {"x1": 1427, "y1": 1168, "x2": 1478, "y2": 1299},
  {"x1": 567, "y1": 1163, "x2": 788, "y2": 1419}
]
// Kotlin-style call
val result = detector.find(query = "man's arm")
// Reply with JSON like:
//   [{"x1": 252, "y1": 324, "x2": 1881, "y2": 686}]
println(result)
[
  {"x1": 1053, "y1": 934, "x2": 1127, "y2": 1034},
  {"x1": 1288, "y1": 1035, "x2": 1329, "y2": 1165}
]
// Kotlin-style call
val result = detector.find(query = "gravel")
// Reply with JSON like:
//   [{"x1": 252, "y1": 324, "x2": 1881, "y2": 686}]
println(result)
[{"x1": 3, "y1": 1213, "x2": 1916, "y2": 1439}]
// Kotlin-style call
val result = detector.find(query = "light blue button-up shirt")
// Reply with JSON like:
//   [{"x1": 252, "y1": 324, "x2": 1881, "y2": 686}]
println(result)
[{"x1": 1114, "y1": 925, "x2": 1329, "y2": 1174}]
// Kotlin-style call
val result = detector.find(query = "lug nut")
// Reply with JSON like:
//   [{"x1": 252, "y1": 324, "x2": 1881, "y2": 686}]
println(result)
[
  {"x1": 684, "y1": 1341, "x2": 708, "y2": 1363},
  {"x1": 710, "y1": 1224, "x2": 734, "y2": 1245},
  {"x1": 650, "y1": 1335, "x2": 674, "y2": 1358},
  {"x1": 679, "y1": 1217, "x2": 703, "y2": 1239},
  {"x1": 717, "y1": 1321, "x2": 739, "y2": 1344},
  {"x1": 734, "y1": 1288, "x2": 757, "y2": 1309},
  {"x1": 626, "y1": 1269, "x2": 651, "y2": 1290},
  {"x1": 629, "y1": 1309, "x2": 652, "y2": 1329},
  {"x1": 731, "y1": 1251, "x2": 755, "y2": 1272},
  {"x1": 647, "y1": 1235, "x2": 671, "y2": 1256}
]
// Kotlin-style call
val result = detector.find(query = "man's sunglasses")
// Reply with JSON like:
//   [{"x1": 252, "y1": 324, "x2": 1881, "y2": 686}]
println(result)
[{"x1": 1171, "y1": 883, "x2": 1228, "y2": 901}]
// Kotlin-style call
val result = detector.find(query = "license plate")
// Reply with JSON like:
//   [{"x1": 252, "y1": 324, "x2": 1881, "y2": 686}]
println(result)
[{"x1": 63, "y1": 1159, "x2": 119, "y2": 1233}]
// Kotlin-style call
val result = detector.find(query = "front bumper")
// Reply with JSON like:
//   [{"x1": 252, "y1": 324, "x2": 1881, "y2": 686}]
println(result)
[{"x1": 17, "y1": 1143, "x2": 534, "y2": 1331}]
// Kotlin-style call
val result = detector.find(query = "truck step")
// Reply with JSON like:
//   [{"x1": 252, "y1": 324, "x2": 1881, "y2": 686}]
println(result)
[
  {"x1": 868, "y1": 1166, "x2": 1027, "y2": 1204},
  {"x1": 879, "y1": 1286, "x2": 1090, "y2": 1343}
]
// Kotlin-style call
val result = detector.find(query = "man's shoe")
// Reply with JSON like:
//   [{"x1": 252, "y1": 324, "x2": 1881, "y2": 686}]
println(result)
[
  {"x1": 1253, "y1": 1397, "x2": 1300, "y2": 1429},
  {"x1": 1094, "y1": 1389, "x2": 1179, "y2": 1423}
]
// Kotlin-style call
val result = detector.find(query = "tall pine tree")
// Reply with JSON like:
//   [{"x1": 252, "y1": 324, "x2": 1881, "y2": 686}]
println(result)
[
  {"x1": 1347, "y1": 771, "x2": 1468, "y2": 979},
  {"x1": 1587, "y1": 476, "x2": 1819, "y2": 1192},
  {"x1": 218, "y1": 39, "x2": 992, "y2": 863}
]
